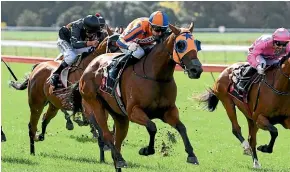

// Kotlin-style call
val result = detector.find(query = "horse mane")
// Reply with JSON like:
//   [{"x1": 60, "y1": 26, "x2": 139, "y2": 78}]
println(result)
[{"x1": 280, "y1": 53, "x2": 290, "y2": 65}]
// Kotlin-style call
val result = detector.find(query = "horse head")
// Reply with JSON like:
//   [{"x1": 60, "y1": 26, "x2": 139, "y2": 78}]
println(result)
[
  {"x1": 166, "y1": 22, "x2": 203, "y2": 79},
  {"x1": 279, "y1": 52, "x2": 290, "y2": 80},
  {"x1": 92, "y1": 25, "x2": 120, "y2": 55}
]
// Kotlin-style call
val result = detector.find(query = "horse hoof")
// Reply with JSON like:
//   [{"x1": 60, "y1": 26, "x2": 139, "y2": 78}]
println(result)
[
  {"x1": 74, "y1": 119, "x2": 84, "y2": 126},
  {"x1": 66, "y1": 122, "x2": 74, "y2": 130},
  {"x1": 139, "y1": 147, "x2": 155, "y2": 156},
  {"x1": 1, "y1": 135, "x2": 7, "y2": 142},
  {"x1": 187, "y1": 156, "x2": 199, "y2": 165},
  {"x1": 257, "y1": 144, "x2": 272, "y2": 153},
  {"x1": 38, "y1": 134, "x2": 45, "y2": 141},
  {"x1": 253, "y1": 160, "x2": 261, "y2": 169},
  {"x1": 116, "y1": 160, "x2": 127, "y2": 168},
  {"x1": 103, "y1": 145, "x2": 110, "y2": 151},
  {"x1": 243, "y1": 148, "x2": 252, "y2": 156}
]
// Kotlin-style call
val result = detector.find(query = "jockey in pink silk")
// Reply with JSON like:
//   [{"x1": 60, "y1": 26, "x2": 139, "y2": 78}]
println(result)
[
  {"x1": 237, "y1": 28, "x2": 290, "y2": 92},
  {"x1": 247, "y1": 28, "x2": 290, "y2": 74}
]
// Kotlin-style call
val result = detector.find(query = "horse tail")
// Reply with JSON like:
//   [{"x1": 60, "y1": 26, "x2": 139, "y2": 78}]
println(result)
[
  {"x1": 197, "y1": 88, "x2": 219, "y2": 112},
  {"x1": 9, "y1": 79, "x2": 29, "y2": 90},
  {"x1": 70, "y1": 82, "x2": 83, "y2": 113},
  {"x1": 9, "y1": 63, "x2": 39, "y2": 90}
]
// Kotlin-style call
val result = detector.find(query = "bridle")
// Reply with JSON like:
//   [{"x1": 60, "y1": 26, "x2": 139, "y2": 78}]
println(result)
[
  {"x1": 262, "y1": 54, "x2": 290, "y2": 96},
  {"x1": 132, "y1": 31, "x2": 192, "y2": 83}
]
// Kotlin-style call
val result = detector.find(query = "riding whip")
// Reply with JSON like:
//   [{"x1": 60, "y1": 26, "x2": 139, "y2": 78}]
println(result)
[{"x1": 1, "y1": 58, "x2": 18, "y2": 81}]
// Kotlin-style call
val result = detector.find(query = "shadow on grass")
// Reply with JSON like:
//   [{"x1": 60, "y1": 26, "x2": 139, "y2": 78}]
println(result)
[
  {"x1": 69, "y1": 135, "x2": 97, "y2": 143},
  {"x1": 39, "y1": 152, "x2": 159, "y2": 171},
  {"x1": 2, "y1": 156, "x2": 38, "y2": 165},
  {"x1": 127, "y1": 161, "x2": 159, "y2": 171},
  {"x1": 237, "y1": 163, "x2": 289, "y2": 172},
  {"x1": 39, "y1": 152, "x2": 109, "y2": 165}
]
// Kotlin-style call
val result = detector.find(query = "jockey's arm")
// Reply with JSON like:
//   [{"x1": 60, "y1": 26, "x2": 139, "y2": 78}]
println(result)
[
  {"x1": 70, "y1": 22, "x2": 88, "y2": 49},
  {"x1": 247, "y1": 43, "x2": 265, "y2": 68},
  {"x1": 286, "y1": 43, "x2": 290, "y2": 54},
  {"x1": 116, "y1": 24, "x2": 144, "y2": 50}
]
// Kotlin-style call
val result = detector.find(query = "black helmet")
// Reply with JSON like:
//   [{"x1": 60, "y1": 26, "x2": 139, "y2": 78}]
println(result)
[{"x1": 83, "y1": 15, "x2": 101, "y2": 33}]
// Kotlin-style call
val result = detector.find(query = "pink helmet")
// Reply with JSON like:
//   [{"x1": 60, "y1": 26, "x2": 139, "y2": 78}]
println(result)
[{"x1": 272, "y1": 28, "x2": 290, "y2": 42}]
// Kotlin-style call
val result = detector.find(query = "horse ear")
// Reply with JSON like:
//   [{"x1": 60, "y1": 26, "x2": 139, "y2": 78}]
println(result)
[
  {"x1": 106, "y1": 25, "x2": 113, "y2": 36},
  {"x1": 169, "y1": 24, "x2": 181, "y2": 35},
  {"x1": 189, "y1": 22, "x2": 194, "y2": 33}
]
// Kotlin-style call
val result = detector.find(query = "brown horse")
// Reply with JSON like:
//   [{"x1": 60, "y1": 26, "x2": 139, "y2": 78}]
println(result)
[
  {"x1": 9, "y1": 27, "x2": 117, "y2": 160},
  {"x1": 198, "y1": 54, "x2": 290, "y2": 168},
  {"x1": 69, "y1": 22, "x2": 203, "y2": 171}
]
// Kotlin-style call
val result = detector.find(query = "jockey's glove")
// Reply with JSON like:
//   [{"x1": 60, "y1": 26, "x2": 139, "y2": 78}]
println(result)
[
  {"x1": 257, "y1": 64, "x2": 265, "y2": 74},
  {"x1": 128, "y1": 42, "x2": 138, "y2": 52}
]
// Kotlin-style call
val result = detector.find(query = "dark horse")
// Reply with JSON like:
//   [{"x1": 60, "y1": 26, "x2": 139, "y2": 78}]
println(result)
[
  {"x1": 69, "y1": 23, "x2": 203, "y2": 171},
  {"x1": 198, "y1": 53, "x2": 290, "y2": 168},
  {"x1": 9, "y1": 27, "x2": 118, "y2": 162}
]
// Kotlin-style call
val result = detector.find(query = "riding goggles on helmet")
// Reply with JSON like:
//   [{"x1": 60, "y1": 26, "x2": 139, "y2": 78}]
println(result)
[{"x1": 151, "y1": 24, "x2": 167, "y2": 33}]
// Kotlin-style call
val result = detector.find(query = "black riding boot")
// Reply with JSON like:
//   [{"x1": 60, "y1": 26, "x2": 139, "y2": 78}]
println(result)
[
  {"x1": 109, "y1": 54, "x2": 132, "y2": 80},
  {"x1": 49, "y1": 61, "x2": 69, "y2": 87},
  {"x1": 237, "y1": 67, "x2": 257, "y2": 92}
]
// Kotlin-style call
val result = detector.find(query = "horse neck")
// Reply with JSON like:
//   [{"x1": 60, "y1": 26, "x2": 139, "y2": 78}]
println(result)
[
  {"x1": 80, "y1": 45, "x2": 106, "y2": 69},
  {"x1": 275, "y1": 58, "x2": 290, "y2": 91},
  {"x1": 142, "y1": 34, "x2": 176, "y2": 81}
]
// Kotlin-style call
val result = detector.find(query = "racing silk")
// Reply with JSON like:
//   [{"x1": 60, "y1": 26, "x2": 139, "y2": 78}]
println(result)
[
  {"x1": 247, "y1": 35, "x2": 290, "y2": 67},
  {"x1": 58, "y1": 18, "x2": 106, "y2": 49},
  {"x1": 116, "y1": 17, "x2": 155, "y2": 49}
]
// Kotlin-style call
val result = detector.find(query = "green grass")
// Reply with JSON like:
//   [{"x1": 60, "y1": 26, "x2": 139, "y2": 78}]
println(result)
[
  {"x1": 1, "y1": 31, "x2": 58, "y2": 41},
  {"x1": 2, "y1": 63, "x2": 290, "y2": 172},
  {"x1": 1, "y1": 31, "x2": 269, "y2": 45},
  {"x1": 1, "y1": 47, "x2": 58, "y2": 58},
  {"x1": 1, "y1": 46, "x2": 247, "y2": 64}
]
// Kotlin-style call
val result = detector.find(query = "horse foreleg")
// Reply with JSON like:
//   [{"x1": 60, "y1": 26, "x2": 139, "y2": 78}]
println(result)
[
  {"x1": 61, "y1": 109, "x2": 74, "y2": 130},
  {"x1": 256, "y1": 115, "x2": 278, "y2": 154},
  {"x1": 130, "y1": 106, "x2": 157, "y2": 156},
  {"x1": 1, "y1": 127, "x2": 7, "y2": 142},
  {"x1": 38, "y1": 103, "x2": 59, "y2": 141},
  {"x1": 247, "y1": 119, "x2": 260, "y2": 168},
  {"x1": 163, "y1": 106, "x2": 199, "y2": 165}
]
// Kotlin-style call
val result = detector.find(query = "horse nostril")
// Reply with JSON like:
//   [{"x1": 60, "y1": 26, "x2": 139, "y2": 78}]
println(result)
[{"x1": 191, "y1": 68, "x2": 197, "y2": 73}]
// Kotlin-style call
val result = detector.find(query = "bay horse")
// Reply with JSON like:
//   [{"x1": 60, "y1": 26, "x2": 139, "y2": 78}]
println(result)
[
  {"x1": 9, "y1": 27, "x2": 118, "y2": 161},
  {"x1": 198, "y1": 53, "x2": 290, "y2": 168},
  {"x1": 69, "y1": 22, "x2": 203, "y2": 171}
]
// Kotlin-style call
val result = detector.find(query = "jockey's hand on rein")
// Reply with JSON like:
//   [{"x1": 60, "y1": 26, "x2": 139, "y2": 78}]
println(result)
[
  {"x1": 87, "y1": 40, "x2": 99, "y2": 47},
  {"x1": 257, "y1": 64, "x2": 265, "y2": 75},
  {"x1": 128, "y1": 42, "x2": 138, "y2": 52}
]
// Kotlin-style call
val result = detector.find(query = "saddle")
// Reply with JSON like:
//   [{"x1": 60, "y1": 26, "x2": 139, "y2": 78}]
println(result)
[
  {"x1": 228, "y1": 63, "x2": 273, "y2": 103},
  {"x1": 55, "y1": 52, "x2": 91, "y2": 89},
  {"x1": 100, "y1": 46, "x2": 153, "y2": 96},
  {"x1": 99, "y1": 53, "x2": 131, "y2": 96}
]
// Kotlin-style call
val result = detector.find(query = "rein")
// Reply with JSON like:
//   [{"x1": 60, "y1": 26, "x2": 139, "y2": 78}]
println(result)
[
  {"x1": 262, "y1": 55, "x2": 290, "y2": 96},
  {"x1": 132, "y1": 32, "x2": 188, "y2": 83}
]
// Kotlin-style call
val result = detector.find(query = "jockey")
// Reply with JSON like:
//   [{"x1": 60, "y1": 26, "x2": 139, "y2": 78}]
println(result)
[
  {"x1": 49, "y1": 14, "x2": 107, "y2": 87},
  {"x1": 109, "y1": 11, "x2": 169, "y2": 80},
  {"x1": 237, "y1": 28, "x2": 290, "y2": 91}
]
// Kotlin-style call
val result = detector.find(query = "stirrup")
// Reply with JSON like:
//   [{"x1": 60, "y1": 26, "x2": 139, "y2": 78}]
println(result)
[{"x1": 49, "y1": 74, "x2": 60, "y2": 86}]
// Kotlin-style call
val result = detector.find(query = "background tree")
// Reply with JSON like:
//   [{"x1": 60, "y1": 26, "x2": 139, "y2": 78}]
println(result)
[{"x1": 16, "y1": 10, "x2": 42, "y2": 26}]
